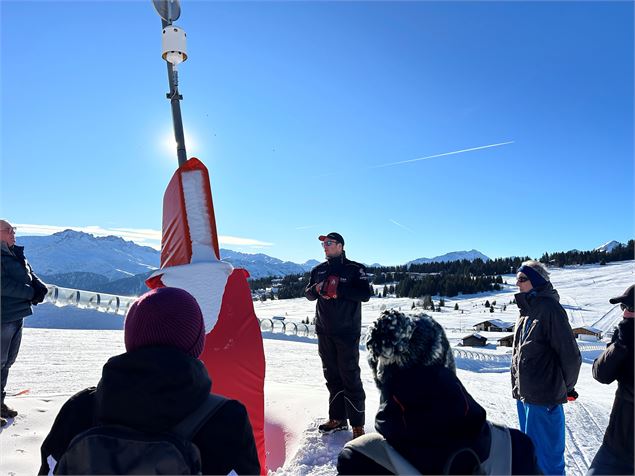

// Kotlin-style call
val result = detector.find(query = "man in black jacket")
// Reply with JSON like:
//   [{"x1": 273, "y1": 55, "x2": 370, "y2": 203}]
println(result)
[
  {"x1": 511, "y1": 260, "x2": 581, "y2": 476},
  {"x1": 587, "y1": 285, "x2": 634, "y2": 475},
  {"x1": 39, "y1": 287, "x2": 260, "y2": 475},
  {"x1": 1, "y1": 220, "x2": 48, "y2": 427},
  {"x1": 338, "y1": 310, "x2": 541, "y2": 475},
  {"x1": 305, "y1": 232, "x2": 372, "y2": 439}
]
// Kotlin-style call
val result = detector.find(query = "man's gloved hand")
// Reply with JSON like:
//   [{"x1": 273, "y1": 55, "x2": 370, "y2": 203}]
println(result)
[
  {"x1": 319, "y1": 275, "x2": 340, "y2": 299},
  {"x1": 567, "y1": 389, "x2": 578, "y2": 402},
  {"x1": 32, "y1": 284, "x2": 48, "y2": 304}
]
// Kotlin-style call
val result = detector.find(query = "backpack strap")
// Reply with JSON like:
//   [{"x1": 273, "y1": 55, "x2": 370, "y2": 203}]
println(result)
[
  {"x1": 479, "y1": 422, "x2": 512, "y2": 475},
  {"x1": 344, "y1": 433, "x2": 421, "y2": 475},
  {"x1": 442, "y1": 447, "x2": 484, "y2": 475},
  {"x1": 171, "y1": 393, "x2": 228, "y2": 440}
]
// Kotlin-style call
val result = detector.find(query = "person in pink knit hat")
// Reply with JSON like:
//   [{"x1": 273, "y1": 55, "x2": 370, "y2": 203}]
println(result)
[{"x1": 39, "y1": 287, "x2": 260, "y2": 475}]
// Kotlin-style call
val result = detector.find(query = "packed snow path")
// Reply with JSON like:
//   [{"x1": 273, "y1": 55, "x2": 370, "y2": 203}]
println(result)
[{"x1": 1, "y1": 329, "x2": 616, "y2": 476}]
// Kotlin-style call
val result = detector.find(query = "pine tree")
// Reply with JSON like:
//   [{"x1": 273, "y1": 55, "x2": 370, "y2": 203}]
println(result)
[
  {"x1": 454, "y1": 303, "x2": 459, "y2": 311},
  {"x1": 485, "y1": 300, "x2": 490, "y2": 308}
]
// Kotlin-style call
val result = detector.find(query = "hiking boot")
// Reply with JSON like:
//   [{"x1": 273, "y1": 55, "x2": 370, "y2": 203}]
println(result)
[
  {"x1": 1, "y1": 403, "x2": 17, "y2": 419},
  {"x1": 318, "y1": 419, "x2": 348, "y2": 434},
  {"x1": 0, "y1": 416, "x2": 7, "y2": 427},
  {"x1": 352, "y1": 426, "x2": 365, "y2": 439}
]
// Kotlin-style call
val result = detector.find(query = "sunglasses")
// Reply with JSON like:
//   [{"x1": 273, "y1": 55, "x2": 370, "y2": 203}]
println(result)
[
  {"x1": 620, "y1": 303, "x2": 634, "y2": 312},
  {"x1": 1, "y1": 227, "x2": 16, "y2": 233},
  {"x1": 322, "y1": 240, "x2": 339, "y2": 247},
  {"x1": 516, "y1": 276, "x2": 530, "y2": 283}
]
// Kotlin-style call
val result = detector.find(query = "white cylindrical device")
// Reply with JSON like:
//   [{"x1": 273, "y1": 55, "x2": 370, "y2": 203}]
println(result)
[{"x1": 162, "y1": 26, "x2": 187, "y2": 66}]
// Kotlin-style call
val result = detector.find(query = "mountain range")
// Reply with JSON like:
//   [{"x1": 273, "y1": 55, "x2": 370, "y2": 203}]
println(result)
[
  {"x1": 20, "y1": 230, "x2": 619, "y2": 296},
  {"x1": 20, "y1": 230, "x2": 321, "y2": 293},
  {"x1": 407, "y1": 249, "x2": 491, "y2": 266}
]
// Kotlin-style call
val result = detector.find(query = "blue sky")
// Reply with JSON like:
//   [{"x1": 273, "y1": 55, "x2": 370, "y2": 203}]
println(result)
[{"x1": 2, "y1": 1, "x2": 633, "y2": 265}]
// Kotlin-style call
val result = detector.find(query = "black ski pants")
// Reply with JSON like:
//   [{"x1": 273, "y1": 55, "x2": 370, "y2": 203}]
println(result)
[{"x1": 317, "y1": 333, "x2": 365, "y2": 427}]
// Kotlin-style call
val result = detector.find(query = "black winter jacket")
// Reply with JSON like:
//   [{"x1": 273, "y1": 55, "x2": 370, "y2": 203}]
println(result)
[
  {"x1": 593, "y1": 317, "x2": 634, "y2": 462},
  {"x1": 305, "y1": 252, "x2": 372, "y2": 336},
  {"x1": 39, "y1": 346, "x2": 260, "y2": 476},
  {"x1": 337, "y1": 366, "x2": 541, "y2": 475},
  {"x1": 511, "y1": 283, "x2": 581, "y2": 406},
  {"x1": 1, "y1": 244, "x2": 47, "y2": 323}
]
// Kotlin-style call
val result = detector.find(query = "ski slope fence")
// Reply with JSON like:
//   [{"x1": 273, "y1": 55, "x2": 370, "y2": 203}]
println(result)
[{"x1": 42, "y1": 285, "x2": 604, "y2": 363}]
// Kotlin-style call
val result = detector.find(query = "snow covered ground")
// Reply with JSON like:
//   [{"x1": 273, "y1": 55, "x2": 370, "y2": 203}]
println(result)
[{"x1": 1, "y1": 261, "x2": 632, "y2": 475}]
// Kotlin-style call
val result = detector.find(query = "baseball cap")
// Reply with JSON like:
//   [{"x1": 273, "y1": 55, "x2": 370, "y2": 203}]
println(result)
[
  {"x1": 318, "y1": 232, "x2": 344, "y2": 246},
  {"x1": 609, "y1": 285, "x2": 634, "y2": 309}
]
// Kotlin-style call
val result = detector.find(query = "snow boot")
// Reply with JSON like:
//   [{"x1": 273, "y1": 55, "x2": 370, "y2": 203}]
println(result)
[
  {"x1": 1, "y1": 403, "x2": 17, "y2": 419},
  {"x1": 318, "y1": 419, "x2": 348, "y2": 434},
  {"x1": 352, "y1": 426, "x2": 365, "y2": 439}
]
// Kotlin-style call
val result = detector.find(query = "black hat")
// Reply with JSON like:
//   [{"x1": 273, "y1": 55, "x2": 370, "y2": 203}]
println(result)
[
  {"x1": 609, "y1": 285, "x2": 634, "y2": 309},
  {"x1": 318, "y1": 232, "x2": 344, "y2": 246}
]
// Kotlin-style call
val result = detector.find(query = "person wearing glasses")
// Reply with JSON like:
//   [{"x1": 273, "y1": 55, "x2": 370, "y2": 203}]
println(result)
[
  {"x1": 0, "y1": 220, "x2": 48, "y2": 427},
  {"x1": 511, "y1": 260, "x2": 581, "y2": 475},
  {"x1": 587, "y1": 285, "x2": 634, "y2": 476},
  {"x1": 305, "y1": 232, "x2": 372, "y2": 440}
]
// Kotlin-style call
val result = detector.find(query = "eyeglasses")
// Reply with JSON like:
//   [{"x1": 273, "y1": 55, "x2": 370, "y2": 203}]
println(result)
[
  {"x1": 516, "y1": 276, "x2": 530, "y2": 283},
  {"x1": 322, "y1": 240, "x2": 338, "y2": 247},
  {"x1": 620, "y1": 303, "x2": 634, "y2": 312},
  {"x1": 1, "y1": 227, "x2": 16, "y2": 233}
]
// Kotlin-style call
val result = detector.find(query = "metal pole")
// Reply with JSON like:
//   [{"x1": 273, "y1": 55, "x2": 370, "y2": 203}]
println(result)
[{"x1": 162, "y1": 19, "x2": 187, "y2": 166}]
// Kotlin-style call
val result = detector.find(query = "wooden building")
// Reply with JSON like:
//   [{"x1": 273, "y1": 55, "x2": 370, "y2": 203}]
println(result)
[
  {"x1": 497, "y1": 334, "x2": 515, "y2": 347},
  {"x1": 571, "y1": 326, "x2": 602, "y2": 341},
  {"x1": 461, "y1": 333, "x2": 487, "y2": 347},
  {"x1": 473, "y1": 319, "x2": 515, "y2": 332}
]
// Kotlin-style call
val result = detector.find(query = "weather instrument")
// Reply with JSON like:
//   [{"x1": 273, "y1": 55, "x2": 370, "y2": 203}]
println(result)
[{"x1": 152, "y1": 0, "x2": 188, "y2": 166}]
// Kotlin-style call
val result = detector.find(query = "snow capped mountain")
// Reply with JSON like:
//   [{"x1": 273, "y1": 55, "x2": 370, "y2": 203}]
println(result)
[
  {"x1": 595, "y1": 240, "x2": 621, "y2": 253},
  {"x1": 19, "y1": 230, "x2": 159, "y2": 280},
  {"x1": 407, "y1": 249, "x2": 490, "y2": 266},
  {"x1": 219, "y1": 249, "x2": 315, "y2": 278},
  {"x1": 18, "y1": 230, "x2": 317, "y2": 282}
]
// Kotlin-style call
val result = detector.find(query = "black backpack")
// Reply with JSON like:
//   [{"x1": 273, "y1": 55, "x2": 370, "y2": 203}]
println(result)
[{"x1": 55, "y1": 394, "x2": 227, "y2": 475}]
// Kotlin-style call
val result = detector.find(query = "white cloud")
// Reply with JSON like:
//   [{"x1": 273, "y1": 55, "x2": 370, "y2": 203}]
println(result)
[{"x1": 14, "y1": 223, "x2": 272, "y2": 250}]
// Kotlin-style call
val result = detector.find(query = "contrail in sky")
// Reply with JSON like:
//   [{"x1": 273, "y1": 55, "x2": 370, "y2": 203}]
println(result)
[
  {"x1": 370, "y1": 140, "x2": 514, "y2": 169},
  {"x1": 389, "y1": 219, "x2": 414, "y2": 233}
]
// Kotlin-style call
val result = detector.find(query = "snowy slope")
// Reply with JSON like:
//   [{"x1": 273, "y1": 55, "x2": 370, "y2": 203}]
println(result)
[{"x1": 2, "y1": 260, "x2": 633, "y2": 475}]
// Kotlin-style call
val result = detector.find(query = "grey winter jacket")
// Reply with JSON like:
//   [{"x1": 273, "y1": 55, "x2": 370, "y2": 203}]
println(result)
[
  {"x1": 511, "y1": 283, "x2": 581, "y2": 406},
  {"x1": 1, "y1": 244, "x2": 46, "y2": 323}
]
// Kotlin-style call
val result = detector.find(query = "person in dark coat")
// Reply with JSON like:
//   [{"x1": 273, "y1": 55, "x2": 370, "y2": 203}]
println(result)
[
  {"x1": 337, "y1": 310, "x2": 542, "y2": 475},
  {"x1": 511, "y1": 260, "x2": 581, "y2": 476},
  {"x1": 305, "y1": 232, "x2": 372, "y2": 439},
  {"x1": 38, "y1": 287, "x2": 260, "y2": 475},
  {"x1": 587, "y1": 285, "x2": 634, "y2": 475},
  {"x1": 1, "y1": 219, "x2": 48, "y2": 427}
]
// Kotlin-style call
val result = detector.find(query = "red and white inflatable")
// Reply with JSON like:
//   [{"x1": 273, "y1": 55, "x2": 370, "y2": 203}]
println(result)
[{"x1": 146, "y1": 158, "x2": 267, "y2": 473}]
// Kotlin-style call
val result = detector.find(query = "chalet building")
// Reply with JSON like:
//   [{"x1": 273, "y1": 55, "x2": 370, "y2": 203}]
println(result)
[
  {"x1": 461, "y1": 333, "x2": 487, "y2": 347},
  {"x1": 571, "y1": 326, "x2": 602, "y2": 341},
  {"x1": 497, "y1": 334, "x2": 515, "y2": 347},
  {"x1": 473, "y1": 319, "x2": 515, "y2": 332}
]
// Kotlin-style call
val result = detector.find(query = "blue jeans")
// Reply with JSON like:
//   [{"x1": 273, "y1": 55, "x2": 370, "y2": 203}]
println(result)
[
  {"x1": 1, "y1": 319, "x2": 24, "y2": 402},
  {"x1": 517, "y1": 399, "x2": 566, "y2": 475},
  {"x1": 587, "y1": 444, "x2": 634, "y2": 475}
]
